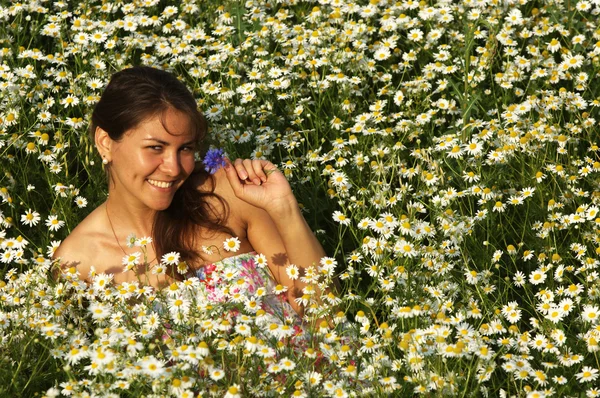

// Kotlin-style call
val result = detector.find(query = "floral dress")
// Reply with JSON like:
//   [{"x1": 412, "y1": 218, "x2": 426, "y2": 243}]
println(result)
[{"x1": 187, "y1": 251, "x2": 302, "y2": 328}]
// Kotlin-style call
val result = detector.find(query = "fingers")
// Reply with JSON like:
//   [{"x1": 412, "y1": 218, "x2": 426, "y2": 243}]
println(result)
[{"x1": 232, "y1": 158, "x2": 270, "y2": 185}]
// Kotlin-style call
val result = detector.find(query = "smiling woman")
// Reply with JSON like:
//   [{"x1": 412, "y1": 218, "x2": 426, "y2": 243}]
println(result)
[
  {"x1": 54, "y1": 66, "x2": 327, "y2": 317},
  {"x1": 98, "y1": 107, "x2": 197, "y2": 211}
]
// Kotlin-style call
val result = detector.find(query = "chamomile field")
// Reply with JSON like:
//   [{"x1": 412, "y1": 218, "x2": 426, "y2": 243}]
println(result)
[{"x1": 1, "y1": 0, "x2": 600, "y2": 397}]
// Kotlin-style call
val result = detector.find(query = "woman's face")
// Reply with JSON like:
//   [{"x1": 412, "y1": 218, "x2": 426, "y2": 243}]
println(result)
[{"x1": 106, "y1": 107, "x2": 197, "y2": 211}]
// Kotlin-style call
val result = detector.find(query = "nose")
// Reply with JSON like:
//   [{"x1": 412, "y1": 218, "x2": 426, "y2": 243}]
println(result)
[{"x1": 160, "y1": 150, "x2": 181, "y2": 177}]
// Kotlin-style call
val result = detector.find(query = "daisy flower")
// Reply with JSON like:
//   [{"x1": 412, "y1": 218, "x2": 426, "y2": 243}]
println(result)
[
  {"x1": 168, "y1": 296, "x2": 190, "y2": 314},
  {"x1": 576, "y1": 366, "x2": 599, "y2": 383},
  {"x1": 135, "y1": 236, "x2": 152, "y2": 247},
  {"x1": 223, "y1": 237, "x2": 241, "y2": 252},
  {"x1": 582, "y1": 305, "x2": 600, "y2": 323},
  {"x1": 209, "y1": 367, "x2": 225, "y2": 381},
  {"x1": 224, "y1": 385, "x2": 241, "y2": 398},
  {"x1": 122, "y1": 252, "x2": 141, "y2": 269},
  {"x1": 74, "y1": 196, "x2": 88, "y2": 208},
  {"x1": 306, "y1": 371, "x2": 322, "y2": 386},
  {"x1": 176, "y1": 262, "x2": 188, "y2": 274},
  {"x1": 139, "y1": 356, "x2": 166, "y2": 377},
  {"x1": 60, "y1": 94, "x2": 79, "y2": 108},
  {"x1": 21, "y1": 209, "x2": 41, "y2": 227},
  {"x1": 280, "y1": 357, "x2": 296, "y2": 371},
  {"x1": 1, "y1": 250, "x2": 14, "y2": 264},
  {"x1": 332, "y1": 210, "x2": 351, "y2": 225},
  {"x1": 492, "y1": 201, "x2": 506, "y2": 213},
  {"x1": 527, "y1": 268, "x2": 546, "y2": 285},
  {"x1": 547, "y1": 38, "x2": 561, "y2": 53},
  {"x1": 254, "y1": 253, "x2": 267, "y2": 268},
  {"x1": 152, "y1": 264, "x2": 166, "y2": 275},
  {"x1": 126, "y1": 233, "x2": 137, "y2": 248},
  {"x1": 46, "y1": 240, "x2": 61, "y2": 257},
  {"x1": 553, "y1": 375, "x2": 568, "y2": 385},
  {"x1": 286, "y1": 264, "x2": 299, "y2": 280},
  {"x1": 521, "y1": 187, "x2": 536, "y2": 198},
  {"x1": 161, "y1": 251, "x2": 180, "y2": 265},
  {"x1": 88, "y1": 302, "x2": 111, "y2": 320},
  {"x1": 45, "y1": 215, "x2": 65, "y2": 231},
  {"x1": 93, "y1": 273, "x2": 113, "y2": 290}
]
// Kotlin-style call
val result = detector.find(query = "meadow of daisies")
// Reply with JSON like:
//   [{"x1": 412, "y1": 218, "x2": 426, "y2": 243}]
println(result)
[{"x1": 1, "y1": 0, "x2": 600, "y2": 396}]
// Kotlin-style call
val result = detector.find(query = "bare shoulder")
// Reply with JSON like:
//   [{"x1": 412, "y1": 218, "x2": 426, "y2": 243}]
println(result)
[
  {"x1": 196, "y1": 168, "x2": 260, "y2": 228},
  {"x1": 53, "y1": 207, "x2": 106, "y2": 278}
]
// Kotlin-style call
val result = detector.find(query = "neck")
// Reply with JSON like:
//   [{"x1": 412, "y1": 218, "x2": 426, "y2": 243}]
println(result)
[{"x1": 105, "y1": 195, "x2": 157, "y2": 240}]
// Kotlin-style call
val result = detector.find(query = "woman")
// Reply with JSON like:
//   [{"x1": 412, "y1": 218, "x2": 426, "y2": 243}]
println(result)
[{"x1": 54, "y1": 66, "x2": 326, "y2": 317}]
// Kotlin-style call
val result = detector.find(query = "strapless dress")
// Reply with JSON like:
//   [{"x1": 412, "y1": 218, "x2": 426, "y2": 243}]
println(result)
[{"x1": 186, "y1": 251, "x2": 302, "y2": 327}]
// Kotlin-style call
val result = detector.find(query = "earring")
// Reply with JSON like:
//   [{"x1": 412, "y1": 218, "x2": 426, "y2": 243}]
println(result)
[{"x1": 102, "y1": 158, "x2": 109, "y2": 165}]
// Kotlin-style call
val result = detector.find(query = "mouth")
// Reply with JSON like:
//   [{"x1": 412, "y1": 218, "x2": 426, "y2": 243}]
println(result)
[{"x1": 147, "y1": 179, "x2": 176, "y2": 189}]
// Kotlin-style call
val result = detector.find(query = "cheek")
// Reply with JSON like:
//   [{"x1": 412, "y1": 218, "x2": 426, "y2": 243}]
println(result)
[{"x1": 135, "y1": 152, "x2": 161, "y2": 171}]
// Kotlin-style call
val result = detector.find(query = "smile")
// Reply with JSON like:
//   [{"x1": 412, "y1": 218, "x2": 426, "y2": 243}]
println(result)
[{"x1": 147, "y1": 179, "x2": 175, "y2": 188}]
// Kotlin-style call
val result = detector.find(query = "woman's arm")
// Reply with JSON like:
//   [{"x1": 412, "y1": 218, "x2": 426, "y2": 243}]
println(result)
[
  {"x1": 219, "y1": 158, "x2": 327, "y2": 316},
  {"x1": 248, "y1": 200, "x2": 326, "y2": 316}
]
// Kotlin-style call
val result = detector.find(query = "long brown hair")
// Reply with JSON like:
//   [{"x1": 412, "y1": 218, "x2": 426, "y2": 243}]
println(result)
[{"x1": 90, "y1": 66, "x2": 234, "y2": 271}]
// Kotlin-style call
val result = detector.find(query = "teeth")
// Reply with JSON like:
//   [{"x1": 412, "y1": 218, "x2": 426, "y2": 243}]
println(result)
[{"x1": 147, "y1": 179, "x2": 174, "y2": 188}]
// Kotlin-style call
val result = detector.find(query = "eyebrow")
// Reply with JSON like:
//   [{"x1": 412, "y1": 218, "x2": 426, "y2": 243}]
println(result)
[{"x1": 143, "y1": 138, "x2": 196, "y2": 146}]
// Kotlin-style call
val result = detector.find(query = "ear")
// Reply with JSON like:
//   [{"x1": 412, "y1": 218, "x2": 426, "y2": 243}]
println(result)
[{"x1": 95, "y1": 127, "x2": 113, "y2": 161}]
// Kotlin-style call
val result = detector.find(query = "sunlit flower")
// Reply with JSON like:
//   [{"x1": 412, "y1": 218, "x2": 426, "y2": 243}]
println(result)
[
  {"x1": 139, "y1": 356, "x2": 166, "y2": 377},
  {"x1": 529, "y1": 269, "x2": 547, "y2": 285},
  {"x1": 224, "y1": 385, "x2": 242, "y2": 398},
  {"x1": 286, "y1": 264, "x2": 299, "y2": 280},
  {"x1": 21, "y1": 209, "x2": 41, "y2": 227},
  {"x1": 45, "y1": 215, "x2": 65, "y2": 231},
  {"x1": 74, "y1": 196, "x2": 88, "y2": 208},
  {"x1": 332, "y1": 210, "x2": 351, "y2": 225},
  {"x1": 582, "y1": 305, "x2": 600, "y2": 323},
  {"x1": 224, "y1": 237, "x2": 241, "y2": 252},
  {"x1": 577, "y1": 366, "x2": 599, "y2": 383},
  {"x1": 88, "y1": 302, "x2": 111, "y2": 320},
  {"x1": 135, "y1": 236, "x2": 153, "y2": 247},
  {"x1": 161, "y1": 251, "x2": 181, "y2": 265}
]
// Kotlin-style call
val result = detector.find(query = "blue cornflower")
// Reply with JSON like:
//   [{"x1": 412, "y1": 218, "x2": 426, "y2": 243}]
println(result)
[{"x1": 203, "y1": 148, "x2": 227, "y2": 174}]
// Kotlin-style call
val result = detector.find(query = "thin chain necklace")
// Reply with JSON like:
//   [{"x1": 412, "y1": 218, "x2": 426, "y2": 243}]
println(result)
[{"x1": 105, "y1": 201, "x2": 157, "y2": 265}]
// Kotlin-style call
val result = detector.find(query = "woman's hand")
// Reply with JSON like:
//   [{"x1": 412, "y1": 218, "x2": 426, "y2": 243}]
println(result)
[{"x1": 223, "y1": 158, "x2": 297, "y2": 213}]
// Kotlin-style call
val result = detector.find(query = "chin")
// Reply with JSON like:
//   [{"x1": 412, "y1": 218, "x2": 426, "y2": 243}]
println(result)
[
  {"x1": 149, "y1": 199, "x2": 175, "y2": 211},
  {"x1": 156, "y1": 203, "x2": 173, "y2": 211}
]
